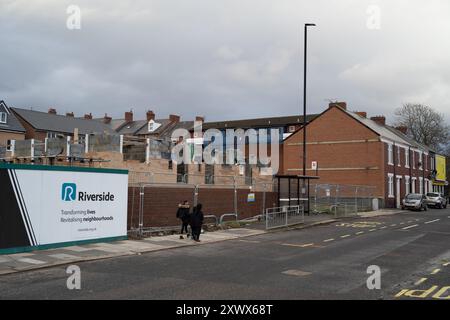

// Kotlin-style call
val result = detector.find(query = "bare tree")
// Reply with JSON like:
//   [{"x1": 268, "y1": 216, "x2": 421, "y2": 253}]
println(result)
[{"x1": 394, "y1": 103, "x2": 449, "y2": 153}]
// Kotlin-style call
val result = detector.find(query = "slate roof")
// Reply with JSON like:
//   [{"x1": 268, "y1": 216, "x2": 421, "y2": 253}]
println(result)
[
  {"x1": 201, "y1": 114, "x2": 319, "y2": 130},
  {"x1": 11, "y1": 107, "x2": 113, "y2": 135},
  {"x1": 0, "y1": 101, "x2": 26, "y2": 133}
]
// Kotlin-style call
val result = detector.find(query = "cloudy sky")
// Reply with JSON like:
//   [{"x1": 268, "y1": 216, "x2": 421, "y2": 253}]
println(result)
[{"x1": 1, "y1": 0, "x2": 450, "y2": 123}]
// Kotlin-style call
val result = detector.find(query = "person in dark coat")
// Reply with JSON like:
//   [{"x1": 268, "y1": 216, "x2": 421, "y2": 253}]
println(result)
[
  {"x1": 176, "y1": 200, "x2": 191, "y2": 239},
  {"x1": 190, "y1": 203, "x2": 204, "y2": 242}
]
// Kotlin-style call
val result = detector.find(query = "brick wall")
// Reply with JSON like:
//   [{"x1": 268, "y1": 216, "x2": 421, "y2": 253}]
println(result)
[{"x1": 127, "y1": 186, "x2": 278, "y2": 228}]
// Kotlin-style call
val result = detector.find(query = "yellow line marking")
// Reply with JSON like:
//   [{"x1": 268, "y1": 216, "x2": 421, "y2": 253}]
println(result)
[
  {"x1": 324, "y1": 238, "x2": 335, "y2": 242},
  {"x1": 340, "y1": 234, "x2": 351, "y2": 238},
  {"x1": 356, "y1": 231, "x2": 364, "y2": 235},
  {"x1": 424, "y1": 219, "x2": 440, "y2": 224},
  {"x1": 402, "y1": 224, "x2": 419, "y2": 230},
  {"x1": 369, "y1": 229, "x2": 376, "y2": 232},
  {"x1": 414, "y1": 278, "x2": 427, "y2": 285},
  {"x1": 431, "y1": 269, "x2": 441, "y2": 275},
  {"x1": 282, "y1": 243, "x2": 314, "y2": 248},
  {"x1": 395, "y1": 289, "x2": 409, "y2": 298},
  {"x1": 443, "y1": 262, "x2": 450, "y2": 267}
]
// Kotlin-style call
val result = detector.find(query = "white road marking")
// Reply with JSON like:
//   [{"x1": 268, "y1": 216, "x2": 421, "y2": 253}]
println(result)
[
  {"x1": 237, "y1": 239, "x2": 260, "y2": 243},
  {"x1": 17, "y1": 258, "x2": 46, "y2": 265},
  {"x1": 369, "y1": 229, "x2": 376, "y2": 232},
  {"x1": 340, "y1": 235, "x2": 351, "y2": 238},
  {"x1": 402, "y1": 224, "x2": 419, "y2": 230},
  {"x1": 380, "y1": 226, "x2": 387, "y2": 229},
  {"x1": 282, "y1": 243, "x2": 314, "y2": 248},
  {"x1": 424, "y1": 219, "x2": 440, "y2": 224},
  {"x1": 443, "y1": 262, "x2": 450, "y2": 267},
  {"x1": 390, "y1": 224, "x2": 397, "y2": 227},
  {"x1": 356, "y1": 231, "x2": 364, "y2": 235},
  {"x1": 323, "y1": 239, "x2": 335, "y2": 242},
  {"x1": 282, "y1": 269, "x2": 312, "y2": 277}
]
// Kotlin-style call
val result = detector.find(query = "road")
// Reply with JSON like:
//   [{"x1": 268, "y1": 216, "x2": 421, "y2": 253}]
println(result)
[{"x1": 0, "y1": 208, "x2": 449, "y2": 300}]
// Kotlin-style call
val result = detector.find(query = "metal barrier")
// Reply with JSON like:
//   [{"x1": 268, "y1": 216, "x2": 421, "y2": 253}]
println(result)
[
  {"x1": 265, "y1": 205, "x2": 304, "y2": 230},
  {"x1": 331, "y1": 203, "x2": 358, "y2": 218},
  {"x1": 219, "y1": 213, "x2": 238, "y2": 225},
  {"x1": 204, "y1": 214, "x2": 219, "y2": 226}
]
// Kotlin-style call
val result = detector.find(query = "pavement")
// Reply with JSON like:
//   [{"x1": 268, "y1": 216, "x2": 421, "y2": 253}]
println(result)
[
  {"x1": 0, "y1": 209, "x2": 402, "y2": 276},
  {"x1": 0, "y1": 207, "x2": 448, "y2": 299}
]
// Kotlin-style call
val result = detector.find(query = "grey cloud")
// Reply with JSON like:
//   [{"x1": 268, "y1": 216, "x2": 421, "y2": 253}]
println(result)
[{"x1": 1, "y1": 0, "x2": 449, "y2": 123}]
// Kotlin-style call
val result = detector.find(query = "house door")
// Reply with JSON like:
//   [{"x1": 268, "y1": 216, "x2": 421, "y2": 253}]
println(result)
[{"x1": 396, "y1": 177, "x2": 402, "y2": 208}]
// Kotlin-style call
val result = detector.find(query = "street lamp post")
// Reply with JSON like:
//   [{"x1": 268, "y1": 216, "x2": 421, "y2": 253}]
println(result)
[{"x1": 302, "y1": 23, "x2": 316, "y2": 177}]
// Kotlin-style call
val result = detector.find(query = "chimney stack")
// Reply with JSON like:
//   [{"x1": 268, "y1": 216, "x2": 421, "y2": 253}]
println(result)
[
  {"x1": 125, "y1": 110, "x2": 133, "y2": 122},
  {"x1": 146, "y1": 110, "x2": 155, "y2": 121},
  {"x1": 355, "y1": 111, "x2": 367, "y2": 118},
  {"x1": 48, "y1": 108, "x2": 57, "y2": 115},
  {"x1": 329, "y1": 102, "x2": 347, "y2": 110},
  {"x1": 396, "y1": 126, "x2": 408, "y2": 135},
  {"x1": 169, "y1": 114, "x2": 180, "y2": 123},
  {"x1": 66, "y1": 112, "x2": 74, "y2": 117},
  {"x1": 103, "y1": 113, "x2": 112, "y2": 124},
  {"x1": 195, "y1": 116, "x2": 205, "y2": 123},
  {"x1": 370, "y1": 116, "x2": 386, "y2": 126},
  {"x1": 84, "y1": 113, "x2": 93, "y2": 120}
]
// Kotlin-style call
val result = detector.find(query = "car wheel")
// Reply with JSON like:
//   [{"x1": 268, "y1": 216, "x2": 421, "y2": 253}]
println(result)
[{"x1": 424, "y1": 205, "x2": 428, "y2": 211}]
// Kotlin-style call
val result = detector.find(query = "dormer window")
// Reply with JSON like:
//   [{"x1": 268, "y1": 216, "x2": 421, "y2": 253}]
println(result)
[
  {"x1": 0, "y1": 112, "x2": 7, "y2": 124},
  {"x1": 148, "y1": 120, "x2": 155, "y2": 132}
]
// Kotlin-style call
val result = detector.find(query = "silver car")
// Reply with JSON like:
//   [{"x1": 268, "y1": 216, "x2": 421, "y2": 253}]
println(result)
[
  {"x1": 402, "y1": 193, "x2": 428, "y2": 211},
  {"x1": 426, "y1": 192, "x2": 447, "y2": 209}
]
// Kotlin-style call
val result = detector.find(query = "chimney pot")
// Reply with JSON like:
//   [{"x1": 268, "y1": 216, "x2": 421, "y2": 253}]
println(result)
[
  {"x1": 329, "y1": 102, "x2": 347, "y2": 110},
  {"x1": 355, "y1": 111, "x2": 367, "y2": 118},
  {"x1": 66, "y1": 112, "x2": 74, "y2": 117},
  {"x1": 48, "y1": 108, "x2": 57, "y2": 115},
  {"x1": 195, "y1": 116, "x2": 205, "y2": 123},
  {"x1": 370, "y1": 115, "x2": 386, "y2": 126},
  {"x1": 146, "y1": 110, "x2": 155, "y2": 121},
  {"x1": 84, "y1": 113, "x2": 93, "y2": 120},
  {"x1": 103, "y1": 113, "x2": 112, "y2": 124},
  {"x1": 169, "y1": 114, "x2": 180, "y2": 123},
  {"x1": 125, "y1": 110, "x2": 133, "y2": 122},
  {"x1": 396, "y1": 125, "x2": 408, "y2": 135}
]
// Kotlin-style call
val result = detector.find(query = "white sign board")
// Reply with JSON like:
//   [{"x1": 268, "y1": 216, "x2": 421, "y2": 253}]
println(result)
[{"x1": 0, "y1": 164, "x2": 128, "y2": 251}]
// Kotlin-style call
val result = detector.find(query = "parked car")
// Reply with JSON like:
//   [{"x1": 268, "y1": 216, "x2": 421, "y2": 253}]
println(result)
[
  {"x1": 425, "y1": 192, "x2": 448, "y2": 209},
  {"x1": 402, "y1": 193, "x2": 428, "y2": 211}
]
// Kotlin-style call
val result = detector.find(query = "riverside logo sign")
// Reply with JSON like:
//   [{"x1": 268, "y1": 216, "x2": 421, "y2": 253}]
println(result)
[{"x1": 61, "y1": 183, "x2": 115, "y2": 202}]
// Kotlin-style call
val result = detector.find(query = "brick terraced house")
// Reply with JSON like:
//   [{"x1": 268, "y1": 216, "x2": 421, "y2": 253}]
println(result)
[{"x1": 282, "y1": 102, "x2": 443, "y2": 208}]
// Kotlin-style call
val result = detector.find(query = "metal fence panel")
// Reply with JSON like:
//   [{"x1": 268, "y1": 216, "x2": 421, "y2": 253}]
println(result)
[{"x1": 265, "y1": 205, "x2": 304, "y2": 230}]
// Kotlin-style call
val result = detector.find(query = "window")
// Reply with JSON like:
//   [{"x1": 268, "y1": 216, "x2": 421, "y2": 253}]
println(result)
[
  {"x1": 388, "y1": 174, "x2": 394, "y2": 198},
  {"x1": 388, "y1": 144, "x2": 394, "y2": 165},
  {"x1": 411, "y1": 178, "x2": 416, "y2": 193},
  {"x1": 431, "y1": 157, "x2": 435, "y2": 171},
  {"x1": 405, "y1": 149, "x2": 410, "y2": 168},
  {"x1": 0, "y1": 112, "x2": 7, "y2": 123},
  {"x1": 288, "y1": 125, "x2": 296, "y2": 133},
  {"x1": 6, "y1": 139, "x2": 12, "y2": 151},
  {"x1": 397, "y1": 146, "x2": 401, "y2": 166},
  {"x1": 47, "y1": 132, "x2": 57, "y2": 139},
  {"x1": 424, "y1": 154, "x2": 428, "y2": 171},
  {"x1": 412, "y1": 151, "x2": 416, "y2": 169}
]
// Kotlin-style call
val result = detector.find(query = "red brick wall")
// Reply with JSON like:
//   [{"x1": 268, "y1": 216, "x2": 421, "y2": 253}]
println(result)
[
  {"x1": 282, "y1": 107, "x2": 385, "y2": 198},
  {"x1": 127, "y1": 186, "x2": 278, "y2": 228}
]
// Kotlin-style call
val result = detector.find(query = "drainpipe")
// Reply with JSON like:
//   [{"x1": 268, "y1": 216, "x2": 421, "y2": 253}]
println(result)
[
  {"x1": 409, "y1": 147, "x2": 412, "y2": 193},
  {"x1": 393, "y1": 143, "x2": 397, "y2": 208}
]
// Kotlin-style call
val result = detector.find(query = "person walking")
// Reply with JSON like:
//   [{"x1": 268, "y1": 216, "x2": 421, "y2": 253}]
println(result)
[
  {"x1": 190, "y1": 203, "x2": 204, "y2": 242},
  {"x1": 176, "y1": 200, "x2": 191, "y2": 239}
]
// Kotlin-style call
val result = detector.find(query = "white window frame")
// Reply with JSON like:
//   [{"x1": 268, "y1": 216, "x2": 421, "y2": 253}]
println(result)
[
  {"x1": 405, "y1": 149, "x2": 410, "y2": 168},
  {"x1": 419, "y1": 177, "x2": 423, "y2": 194},
  {"x1": 387, "y1": 144, "x2": 394, "y2": 165},
  {"x1": 411, "y1": 177, "x2": 416, "y2": 193},
  {"x1": 397, "y1": 146, "x2": 401, "y2": 167},
  {"x1": 405, "y1": 176, "x2": 410, "y2": 195},
  {"x1": 0, "y1": 112, "x2": 7, "y2": 124},
  {"x1": 419, "y1": 152, "x2": 423, "y2": 170},
  {"x1": 388, "y1": 173, "x2": 394, "y2": 198}
]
